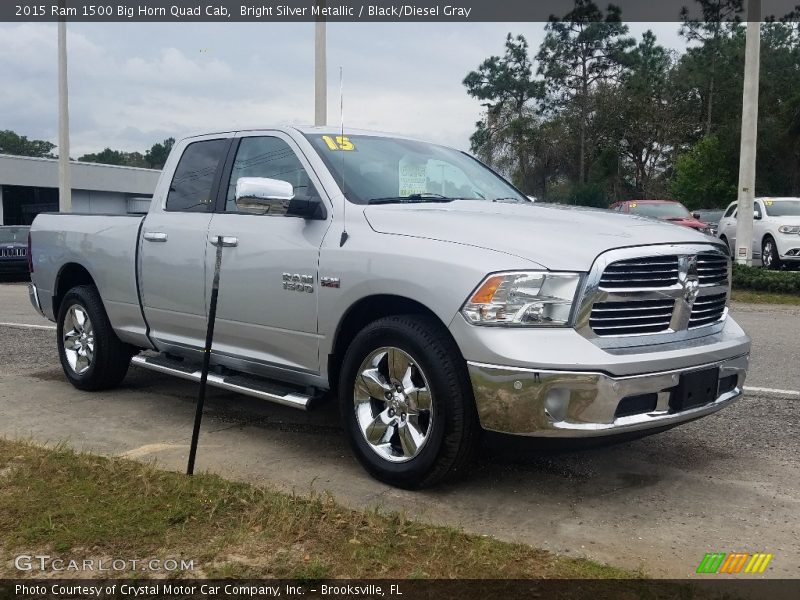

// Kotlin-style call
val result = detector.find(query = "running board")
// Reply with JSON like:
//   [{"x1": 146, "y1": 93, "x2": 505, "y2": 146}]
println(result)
[{"x1": 131, "y1": 354, "x2": 315, "y2": 410}]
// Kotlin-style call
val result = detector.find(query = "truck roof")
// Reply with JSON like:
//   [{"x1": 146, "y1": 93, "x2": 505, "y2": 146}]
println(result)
[{"x1": 180, "y1": 125, "x2": 430, "y2": 144}]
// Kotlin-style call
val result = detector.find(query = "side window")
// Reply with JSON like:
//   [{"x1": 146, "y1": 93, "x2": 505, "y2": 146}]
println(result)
[
  {"x1": 165, "y1": 139, "x2": 228, "y2": 212},
  {"x1": 723, "y1": 203, "x2": 737, "y2": 218},
  {"x1": 754, "y1": 202, "x2": 763, "y2": 219},
  {"x1": 226, "y1": 136, "x2": 320, "y2": 215}
]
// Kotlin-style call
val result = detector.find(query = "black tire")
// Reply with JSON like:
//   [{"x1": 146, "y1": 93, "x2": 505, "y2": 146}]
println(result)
[
  {"x1": 339, "y1": 314, "x2": 480, "y2": 489},
  {"x1": 719, "y1": 235, "x2": 730, "y2": 254},
  {"x1": 761, "y1": 235, "x2": 782, "y2": 270},
  {"x1": 56, "y1": 285, "x2": 134, "y2": 391}
]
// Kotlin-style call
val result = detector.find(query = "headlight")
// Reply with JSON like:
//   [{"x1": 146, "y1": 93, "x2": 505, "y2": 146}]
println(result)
[
  {"x1": 461, "y1": 271, "x2": 582, "y2": 327},
  {"x1": 778, "y1": 225, "x2": 800, "y2": 234},
  {"x1": 700, "y1": 227, "x2": 712, "y2": 235}
]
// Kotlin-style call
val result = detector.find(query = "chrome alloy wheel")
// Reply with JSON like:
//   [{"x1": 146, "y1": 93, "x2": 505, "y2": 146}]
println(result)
[
  {"x1": 62, "y1": 304, "x2": 95, "y2": 375},
  {"x1": 763, "y1": 239, "x2": 775, "y2": 268},
  {"x1": 353, "y1": 347, "x2": 434, "y2": 463}
]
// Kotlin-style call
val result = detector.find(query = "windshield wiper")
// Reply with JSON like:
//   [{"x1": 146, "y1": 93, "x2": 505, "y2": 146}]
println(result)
[{"x1": 367, "y1": 193, "x2": 456, "y2": 205}]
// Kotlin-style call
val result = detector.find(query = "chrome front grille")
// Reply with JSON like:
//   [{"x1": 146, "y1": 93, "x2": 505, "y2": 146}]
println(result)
[
  {"x1": 696, "y1": 253, "x2": 728, "y2": 286},
  {"x1": 577, "y1": 244, "x2": 731, "y2": 342},
  {"x1": 599, "y1": 256, "x2": 679, "y2": 289},
  {"x1": 1, "y1": 247, "x2": 26, "y2": 257},
  {"x1": 689, "y1": 293, "x2": 727, "y2": 328},
  {"x1": 590, "y1": 298, "x2": 675, "y2": 336}
]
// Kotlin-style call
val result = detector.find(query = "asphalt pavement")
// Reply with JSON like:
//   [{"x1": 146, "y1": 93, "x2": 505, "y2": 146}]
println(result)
[{"x1": 0, "y1": 280, "x2": 798, "y2": 578}]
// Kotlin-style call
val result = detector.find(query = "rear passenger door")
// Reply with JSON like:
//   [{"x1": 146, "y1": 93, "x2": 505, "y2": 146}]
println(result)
[{"x1": 139, "y1": 136, "x2": 231, "y2": 352}]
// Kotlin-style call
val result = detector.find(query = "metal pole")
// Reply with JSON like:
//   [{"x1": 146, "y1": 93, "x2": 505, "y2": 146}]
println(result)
[
  {"x1": 187, "y1": 237, "x2": 224, "y2": 476},
  {"x1": 735, "y1": 0, "x2": 761, "y2": 266},
  {"x1": 314, "y1": 1, "x2": 327, "y2": 126},
  {"x1": 57, "y1": 17, "x2": 72, "y2": 212}
]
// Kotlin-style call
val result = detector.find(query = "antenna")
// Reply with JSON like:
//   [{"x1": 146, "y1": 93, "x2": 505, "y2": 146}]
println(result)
[{"x1": 339, "y1": 65, "x2": 349, "y2": 247}]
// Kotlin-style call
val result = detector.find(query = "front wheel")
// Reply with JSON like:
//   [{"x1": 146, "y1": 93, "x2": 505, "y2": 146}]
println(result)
[
  {"x1": 339, "y1": 315, "x2": 480, "y2": 489},
  {"x1": 762, "y1": 236, "x2": 782, "y2": 270},
  {"x1": 57, "y1": 285, "x2": 134, "y2": 391}
]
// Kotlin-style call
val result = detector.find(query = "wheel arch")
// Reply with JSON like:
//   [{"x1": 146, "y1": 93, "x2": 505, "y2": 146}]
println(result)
[
  {"x1": 53, "y1": 263, "x2": 97, "y2": 318},
  {"x1": 327, "y1": 294, "x2": 463, "y2": 391}
]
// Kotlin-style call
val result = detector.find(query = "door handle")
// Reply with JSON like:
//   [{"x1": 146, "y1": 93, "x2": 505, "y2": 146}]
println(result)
[
  {"x1": 210, "y1": 236, "x2": 239, "y2": 247},
  {"x1": 143, "y1": 232, "x2": 167, "y2": 242}
]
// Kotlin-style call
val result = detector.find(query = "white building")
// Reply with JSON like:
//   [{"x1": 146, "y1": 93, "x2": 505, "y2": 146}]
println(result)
[{"x1": 0, "y1": 154, "x2": 160, "y2": 225}]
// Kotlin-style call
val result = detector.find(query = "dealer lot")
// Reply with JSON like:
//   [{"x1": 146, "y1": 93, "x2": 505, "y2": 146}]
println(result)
[{"x1": 0, "y1": 281, "x2": 797, "y2": 578}]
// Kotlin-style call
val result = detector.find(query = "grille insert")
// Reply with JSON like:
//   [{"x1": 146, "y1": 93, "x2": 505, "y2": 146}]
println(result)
[
  {"x1": 599, "y1": 256, "x2": 679, "y2": 289},
  {"x1": 697, "y1": 253, "x2": 729, "y2": 286},
  {"x1": 590, "y1": 298, "x2": 675, "y2": 336},
  {"x1": 689, "y1": 293, "x2": 727, "y2": 328}
]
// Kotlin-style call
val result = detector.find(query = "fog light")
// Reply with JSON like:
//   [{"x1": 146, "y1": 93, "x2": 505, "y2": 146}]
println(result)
[{"x1": 544, "y1": 388, "x2": 570, "y2": 422}]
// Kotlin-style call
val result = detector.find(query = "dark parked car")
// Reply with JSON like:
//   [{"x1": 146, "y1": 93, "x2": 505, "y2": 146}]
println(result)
[
  {"x1": 0, "y1": 226, "x2": 30, "y2": 276},
  {"x1": 692, "y1": 209, "x2": 725, "y2": 236}
]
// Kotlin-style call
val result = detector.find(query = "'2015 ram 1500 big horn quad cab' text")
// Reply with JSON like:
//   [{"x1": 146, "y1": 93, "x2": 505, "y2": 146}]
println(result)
[{"x1": 28, "y1": 127, "x2": 751, "y2": 488}]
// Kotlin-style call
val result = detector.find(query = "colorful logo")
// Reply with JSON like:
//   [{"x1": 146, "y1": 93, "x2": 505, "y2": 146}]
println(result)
[{"x1": 696, "y1": 552, "x2": 773, "y2": 574}]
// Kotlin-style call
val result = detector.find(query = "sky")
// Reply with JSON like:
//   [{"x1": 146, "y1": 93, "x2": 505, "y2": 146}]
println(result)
[{"x1": 0, "y1": 21, "x2": 687, "y2": 158}]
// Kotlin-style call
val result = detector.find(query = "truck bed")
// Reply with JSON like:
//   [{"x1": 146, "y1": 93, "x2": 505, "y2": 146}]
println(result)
[{"x1": 30, "y1": 213, "x2": 149, "y2": 347}]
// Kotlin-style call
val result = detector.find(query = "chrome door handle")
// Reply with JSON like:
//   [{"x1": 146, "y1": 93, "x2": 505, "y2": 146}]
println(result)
[
  {"x1": 143, "y1": 232, "x2": 167, "y2": 242},
  {"x1": 210, "y1": 236, "x2": 239, "y2": 247}
]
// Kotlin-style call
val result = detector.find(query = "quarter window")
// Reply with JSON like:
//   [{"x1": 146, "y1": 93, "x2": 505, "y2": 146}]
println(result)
[
  {"x1": 165, "y1": 139, "x2": 228, "y2": 213},
  {"x1": 723, "y1": 203, "x2": 737, "y2": 218},
  {"x1": 226, "y1": 136, "x2": 320, "y2": 215}
]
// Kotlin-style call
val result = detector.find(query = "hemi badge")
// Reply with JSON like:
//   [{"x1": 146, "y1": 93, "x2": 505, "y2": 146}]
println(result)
[{"x1": 320, "y1": 277, "x2": 341, "y2": 288}]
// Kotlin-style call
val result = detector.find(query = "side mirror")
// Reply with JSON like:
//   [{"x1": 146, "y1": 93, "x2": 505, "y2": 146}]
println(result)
[
  {"x1": 235, "y1": 177, "x2": 294, "y2": 215},
  {"x1": 692, "y1": 212, "x2": 701, "y2": 219},
  {"x1": 286, "y1": 198, "x2": 325, "y2": 219},
  {"x1": 754, "y1": 210, "x2": 762, "y2": 220}
]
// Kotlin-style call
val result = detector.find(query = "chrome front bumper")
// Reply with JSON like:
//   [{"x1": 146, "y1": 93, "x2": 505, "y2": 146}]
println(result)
[{"x1": 468, "y1": 353, "x2": 749, "y2": 437}]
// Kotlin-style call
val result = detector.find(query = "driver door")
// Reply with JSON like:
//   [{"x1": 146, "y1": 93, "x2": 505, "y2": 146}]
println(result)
[{"x1": 205, "y1": 132, "x2": 331, "y2": 381}]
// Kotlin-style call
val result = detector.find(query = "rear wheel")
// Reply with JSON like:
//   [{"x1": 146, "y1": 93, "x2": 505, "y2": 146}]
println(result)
[
  {"x1": 57, "y1": 285, "x2": 134, "y2": 391},
  {"x1": 339, "y1": 315, "x2": 480, "y2": 489},
  {"x1": 762, "y1": 236, "x2": 782, "y2": 270}
]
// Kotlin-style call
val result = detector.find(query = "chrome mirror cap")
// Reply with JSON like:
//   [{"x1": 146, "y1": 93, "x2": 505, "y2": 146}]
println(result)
[{"x1": 235, "y1": 177, "x2": 294, "y2": 214}]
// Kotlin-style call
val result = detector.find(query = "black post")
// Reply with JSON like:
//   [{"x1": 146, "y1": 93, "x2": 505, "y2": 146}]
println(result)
[{"x1": 187, "y1": 236, "x2": 224, "y2": 476}]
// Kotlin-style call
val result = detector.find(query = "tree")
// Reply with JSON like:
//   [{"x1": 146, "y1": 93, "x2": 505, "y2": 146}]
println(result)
[
  {"x1": 671, "y1": 135, "x2": 736, "y2": 209},
  {"x1": 614, "y1": 31, "x2": 678, "y2": 196},
  {"x1": 145, "y1": 137, "x2": 175, "y2": 169},
  {"x1": 0, "y1": 130, "x2": 56, "y2": 158},
  {"x1": 536, "y1": 0, "x2": 634, "y2": 184},
  {"x1": 679, "y1": 0, "x2": 743, "y2": 134},
  {"x1": 78, "y1": 148, "x2": 148, "y2": 167},
  {"x1": 463, "y1": 34, "x2": 542, "y2": 190}
]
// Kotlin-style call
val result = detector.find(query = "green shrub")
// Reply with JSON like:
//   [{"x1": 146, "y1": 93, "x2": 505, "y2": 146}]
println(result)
[{"x1": 732, "y1": 263, "x2": 800, "y2": 295}]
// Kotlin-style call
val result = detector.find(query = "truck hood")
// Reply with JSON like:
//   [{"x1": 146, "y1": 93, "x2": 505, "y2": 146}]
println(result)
[{"x1": 363, "y1": 201, "x2": 718, "y2": 271}]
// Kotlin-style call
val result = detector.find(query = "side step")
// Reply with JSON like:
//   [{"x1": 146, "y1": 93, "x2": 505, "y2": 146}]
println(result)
[{"x1": 131, "y1": 354, "x2": 316, "y2": 410}]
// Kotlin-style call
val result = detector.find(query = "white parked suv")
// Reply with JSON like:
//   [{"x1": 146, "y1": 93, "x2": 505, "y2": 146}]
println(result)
[{"x1": 717, "y1": 197, "x2": 800, "y2": 269}]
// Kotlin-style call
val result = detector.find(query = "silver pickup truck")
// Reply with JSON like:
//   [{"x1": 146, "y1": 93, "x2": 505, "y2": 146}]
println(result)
[{"x1": 29, "y1": 127, "x2": 751, "y2": 488}]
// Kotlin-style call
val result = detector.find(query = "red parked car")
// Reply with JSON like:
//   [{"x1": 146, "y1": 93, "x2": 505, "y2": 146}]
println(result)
[{"x1": 609, "y1": 200, "x2": 713, "y2": 234}]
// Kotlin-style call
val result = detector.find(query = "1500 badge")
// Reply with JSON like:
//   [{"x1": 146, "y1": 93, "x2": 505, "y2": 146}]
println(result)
[{"x1": 282, "y1": 273, "x2": 313, "y2": 293}]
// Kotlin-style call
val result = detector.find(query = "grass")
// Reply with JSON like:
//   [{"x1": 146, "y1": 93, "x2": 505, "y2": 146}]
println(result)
[
  {"x1": 731, "y1": 289, "x2": 800, "y2": 305},
  {"x1": 0, "y1": 438, "x2": 637, "y2": 580}
]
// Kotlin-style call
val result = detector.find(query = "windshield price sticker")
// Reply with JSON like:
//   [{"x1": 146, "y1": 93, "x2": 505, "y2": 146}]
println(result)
[{"x1": 321, "y1": 135, "x2": 356, "y2": 151}]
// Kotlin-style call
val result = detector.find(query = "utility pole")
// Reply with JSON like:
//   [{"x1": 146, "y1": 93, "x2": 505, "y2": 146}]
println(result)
[
  {"x1": 735, "y1": 0, "x2": 760, "y2": 266},
  {"x1": 57, "y1": 16, "x2": 72, "y2": 212},
  {"x1": 314, "y1": 1, "x2": 327, "y2": 126}
]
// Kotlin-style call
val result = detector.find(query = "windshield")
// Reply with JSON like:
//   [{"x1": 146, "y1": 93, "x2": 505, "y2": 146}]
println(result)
[
  {"x1": 629, "y1": 202, "x2": 691, "y2": 219},
  {"x1": 304, "y1": 134, "x2": 527, "y2": 205},
  {"x1": 763, "y1": 200, "x2": 800, "y2": 217},
  {"x1": 0, "y1": 227, "x2": 29, "y2": 243}
]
